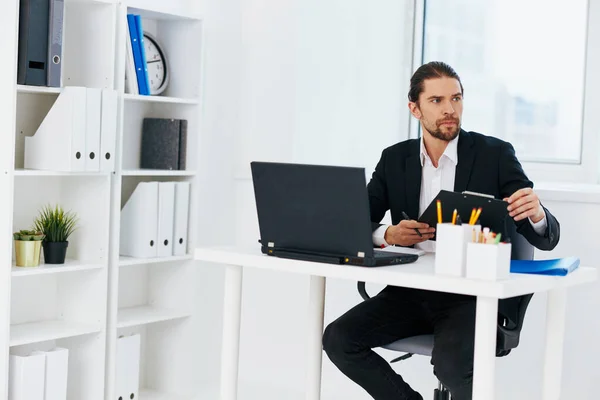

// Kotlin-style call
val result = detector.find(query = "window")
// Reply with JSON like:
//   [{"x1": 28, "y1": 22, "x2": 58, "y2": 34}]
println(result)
[{"x1": 421, "y1": 0, "x2": 589, "y2": 165}]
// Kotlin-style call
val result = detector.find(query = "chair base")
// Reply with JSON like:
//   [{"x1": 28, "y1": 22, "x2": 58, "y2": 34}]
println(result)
[{"x1": 434, "y1": 388, "x2": 450, "y2": 400}]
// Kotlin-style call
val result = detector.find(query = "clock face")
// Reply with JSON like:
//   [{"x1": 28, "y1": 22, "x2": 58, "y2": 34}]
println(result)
[{"x1": 144, "y1": 34, "x2": 168, "y2": 94}]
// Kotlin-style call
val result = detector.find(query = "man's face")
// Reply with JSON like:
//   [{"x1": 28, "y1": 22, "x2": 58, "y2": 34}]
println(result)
[{"x1": 409, "y1": 77, "x2": 463, "y2": 141}]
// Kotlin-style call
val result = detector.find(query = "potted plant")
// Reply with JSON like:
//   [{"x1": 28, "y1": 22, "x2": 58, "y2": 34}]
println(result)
[
  {"x1": 33, "y1": 204, "x2": 78, "y2": 264},
  {"x1": 13, "y1": 230, "x2": 45, "y2": 267}
]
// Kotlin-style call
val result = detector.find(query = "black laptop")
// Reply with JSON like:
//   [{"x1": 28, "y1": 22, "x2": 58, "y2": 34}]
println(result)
[{"x1": 250, "y1": 161, "x2": 419, "y2": 267}]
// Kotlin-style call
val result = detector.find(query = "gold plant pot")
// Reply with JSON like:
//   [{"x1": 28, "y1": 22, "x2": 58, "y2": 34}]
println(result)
[{"x1": 14, "y1": 240, "x2": 42, "y2": 267}]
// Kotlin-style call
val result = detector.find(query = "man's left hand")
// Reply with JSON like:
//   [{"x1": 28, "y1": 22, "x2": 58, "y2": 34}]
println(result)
[{"x1": 504, "y1": 188, "x2": 545, "y2": 223}]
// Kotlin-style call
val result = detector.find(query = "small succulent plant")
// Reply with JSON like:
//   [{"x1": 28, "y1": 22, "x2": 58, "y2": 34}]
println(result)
[{"x1": 13, "y1": 230, "x2": 45, "y2": 241}]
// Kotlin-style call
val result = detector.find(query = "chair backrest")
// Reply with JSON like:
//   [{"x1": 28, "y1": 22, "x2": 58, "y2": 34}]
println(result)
[{"x1": 505, "y1": 217, "x2": 534, "y2": 261}]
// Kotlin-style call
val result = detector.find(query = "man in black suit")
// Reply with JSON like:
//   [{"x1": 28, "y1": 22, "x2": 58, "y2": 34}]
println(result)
[{"x1": 322, "y1": 61, "x2": 560, "y2": 400}]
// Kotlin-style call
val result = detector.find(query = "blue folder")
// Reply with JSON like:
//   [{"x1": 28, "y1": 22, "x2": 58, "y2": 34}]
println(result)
[
  {"x1": 510, "y1": 257, "x2": 580, "y2": 276},
  {"x1": 127, "y1": 14, "x2": 149, "y2": 95},
  {"x1": 134, "y1": 14, "x2": 151, "y2": 95}
]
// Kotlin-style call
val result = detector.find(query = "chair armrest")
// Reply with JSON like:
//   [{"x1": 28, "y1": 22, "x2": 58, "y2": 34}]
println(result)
[
  {"x1": 496, "y1": 293, "x2": 534, "y2": 354},
  {"x1": 357, "y1": 282, "x2": 370, "y2": 301},
  {"x1": 516, "y1": 293, "x2": 534, "y2": 329}
]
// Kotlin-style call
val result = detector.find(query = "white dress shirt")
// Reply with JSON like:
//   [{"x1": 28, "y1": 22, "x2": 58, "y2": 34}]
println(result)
[{"x1": 372, "y1": 136, "x2": 547, "y2": 252}]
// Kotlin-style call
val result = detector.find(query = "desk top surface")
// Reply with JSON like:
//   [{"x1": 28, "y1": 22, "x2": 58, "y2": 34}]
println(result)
[{"x1": 194, "y1": 246, "x2": 597, "y2": 299}]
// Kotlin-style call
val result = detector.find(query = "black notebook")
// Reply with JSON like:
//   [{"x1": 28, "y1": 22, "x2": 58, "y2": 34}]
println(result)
[{"x1": 140, "y1": 118, "x2": 187, "y2": 170}]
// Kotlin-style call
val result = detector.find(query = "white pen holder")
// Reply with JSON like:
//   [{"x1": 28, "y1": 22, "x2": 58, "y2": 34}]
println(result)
[
  {"x1": 434, "y1": 223, "x2": 481, "y2": 277},
  {"x1": 466, "y1": 242, "x2": 512, "y2": 281}
]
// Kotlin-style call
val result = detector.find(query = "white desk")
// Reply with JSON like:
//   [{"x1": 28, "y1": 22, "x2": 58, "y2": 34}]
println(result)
[{"x1": 194, "y1": 246, "x2": 597, "y2": 400}]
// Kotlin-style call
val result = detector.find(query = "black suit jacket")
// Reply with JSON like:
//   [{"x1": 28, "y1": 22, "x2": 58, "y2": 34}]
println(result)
[
  {"x1": 367, "y1": 129, "x2": 560, "y2": 250},
  {"x1": 367, "y1": 130, "x2": 561, "y2": 332}
]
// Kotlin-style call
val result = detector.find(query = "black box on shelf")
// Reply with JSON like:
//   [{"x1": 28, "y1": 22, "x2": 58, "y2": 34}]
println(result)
[{"x1": 140, "y1": 118, "x2": 187, "y2": 170}]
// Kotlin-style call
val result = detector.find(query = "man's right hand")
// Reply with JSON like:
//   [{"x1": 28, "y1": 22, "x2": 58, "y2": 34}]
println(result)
[{"x1": 384, "y1": 220, "x2": 435, "y2": 247}]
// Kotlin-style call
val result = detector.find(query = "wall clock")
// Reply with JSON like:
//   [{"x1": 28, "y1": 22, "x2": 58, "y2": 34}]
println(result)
[{"x1": 143, "y1": 31, "x2": 169, "y2": 95}]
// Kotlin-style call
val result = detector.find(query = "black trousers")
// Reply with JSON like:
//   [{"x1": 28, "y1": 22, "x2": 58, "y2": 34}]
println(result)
[{"x1": 322, "y1": 285, "x2": 476, "y2": 400}]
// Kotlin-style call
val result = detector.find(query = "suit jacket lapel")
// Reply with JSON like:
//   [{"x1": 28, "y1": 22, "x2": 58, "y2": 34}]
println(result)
[
  {"x1": 454, "y1": 130, "x2": 475, "y2": 193},
  {"x1": 405, "y1": 140, "x2": 422, "y2": 219}
]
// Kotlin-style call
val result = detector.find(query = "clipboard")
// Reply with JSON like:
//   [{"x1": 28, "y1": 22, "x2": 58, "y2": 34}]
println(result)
[{"x1": 418, "y1": 190, "x2": 510, "y2": 240}]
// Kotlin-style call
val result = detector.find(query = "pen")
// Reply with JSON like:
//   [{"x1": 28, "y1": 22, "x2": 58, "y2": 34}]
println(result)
[
  {"x1": 401, "y1": 211, "x2": 423, "y2": 238},
  {"x1": 437, "y1": 200, "x2": 442, "y2": 224}
]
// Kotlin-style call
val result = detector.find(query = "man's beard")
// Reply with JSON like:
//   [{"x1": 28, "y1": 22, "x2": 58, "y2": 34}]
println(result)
[{"x1": 423, "y1": 117, "x2": 461, "y2": 142}]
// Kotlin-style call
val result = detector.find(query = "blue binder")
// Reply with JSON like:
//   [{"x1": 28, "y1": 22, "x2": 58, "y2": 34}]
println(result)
[
  {"x1": 126, "y1": 14, "x2": 149, "y2": 95},
  {"x1": 510, "y1": 257, "x2": 580, "y2": 276},
  {"x1": 134, "y1": 15, "x2": 151, "y2": 95}
]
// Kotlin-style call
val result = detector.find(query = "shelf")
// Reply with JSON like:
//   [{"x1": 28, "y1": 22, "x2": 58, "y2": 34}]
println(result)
[
  {"x1": 140, "y1": 389, "x2": 195, "y2": 400},
  {"x1": 121, "y1": 169, "x2": 196, "y2": 177},
  {"x1": 10, "y1": 320, "x2": 102, "y2": 347},
  {"x1": 117, "y1": 306, "x2": 190, "y2": 328},
  {"x1": 68, "y1": 0, "x2": 116, "y2": 4},
  {"x1": 119, "y1": 254, "x2": 192, "y2": 267},
  {"x1": 123, "y1": 93, "x2": 199, "y2": 105},
  {"x1": 14, "y1": 169, "x2": 111, "y2": 177},
  {"x1": 12, "y1": 259, "x2": 104, "y2": 277},
  {"x1": 126, "y1": 3, "x2": 202, "y2": 21},
  {"x1": 16, "y1": 85, "x2": 61, "y2": 95}
]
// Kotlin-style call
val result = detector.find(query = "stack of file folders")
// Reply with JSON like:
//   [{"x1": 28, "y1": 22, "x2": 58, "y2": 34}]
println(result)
[
  {"x1": 120, "y1": 181, "x2": 190, "y2": 258},
  {"x1": 510, "y1": 257, "x2": 580, "y2": 276},
  {"x1": 24, "y1": 87, "x2": 118, "y2": 172},
  {"x1": 9, "y1": 348, "x2": 69, "y2": 400}
]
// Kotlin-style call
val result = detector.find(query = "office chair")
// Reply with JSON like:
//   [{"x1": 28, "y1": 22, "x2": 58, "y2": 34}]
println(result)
[{"x1": 357, "y1": 220, "x2": 535, "y2": 400}]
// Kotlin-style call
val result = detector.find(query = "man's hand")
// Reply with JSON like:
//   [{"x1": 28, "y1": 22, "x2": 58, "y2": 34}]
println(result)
[
  {"x1": 504, "y1": 188, "x2": 544, "y2": 223},
  {"x1": 384, "y1": 220, "x2": 435, "y2": 247}
]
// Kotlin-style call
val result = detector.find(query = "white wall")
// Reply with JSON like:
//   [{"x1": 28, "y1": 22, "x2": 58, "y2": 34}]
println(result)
[
  {"x1": 234, "y1": 0, "x2": 414, "y2": 180},
  {"x1": 228, "y1": 0, "x2": 422, "y2": 398},
  {"x1": 191, "y1": 0, "x2": 240, "y2": 389},
  {"x1": 200, "y1": 1, "x2": 600, "y2": 399},
  {"x1": 229, "y1": 1, "x2": 416, "y2": 398}
]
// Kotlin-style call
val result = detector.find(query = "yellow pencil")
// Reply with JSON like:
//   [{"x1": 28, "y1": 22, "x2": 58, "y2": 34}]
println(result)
[
  {"x1": 472, "y1": 207, "x2": 482, "y2": 225},
  {"x1": 437, "y1": 200, "x2": 442, "y2": 224},
  {"x1": 452, "y1": 209, "x2": 457, "y2": 225},
  {"x1": 469, "y1": 208, "x2": 476, "y2": 225}
]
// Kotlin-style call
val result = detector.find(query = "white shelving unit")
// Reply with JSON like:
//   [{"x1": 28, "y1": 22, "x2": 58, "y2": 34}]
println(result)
[
  {"x1": 111, "y1": 1, "x2": 204, "y2": 399},
  {"x1": 117, "y1": 306, "x2": 191, "y2": 329},
  {"x1": 13, "y1": 169, "x2": 112, "y2": 176},
  {"x1": 11, "y1": 259, "x2": 105, "y2": 277},
  {"x1": 119, "y1": 254, "x2": 193, "y2": 267},
  {"x1": 10, "y1": 320, "x2": 104, "y2": 347},
  {"x1": 16, "y1": 84, "x2": 62, "y2": 95},
  {"x1": 1, "y1": 0, "x2": 205, "y2": 399},
  {"x1": 123, "y1": 93, "x2": 200, "y2": 105},
  {"x1": 121, "y1": 169, "x2": 197, "y2": 176}
]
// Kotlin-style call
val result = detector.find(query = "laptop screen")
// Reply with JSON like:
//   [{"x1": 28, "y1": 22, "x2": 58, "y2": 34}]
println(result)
[{"x1": 250, "y1": 161, "x2": 375, "y2": 258}]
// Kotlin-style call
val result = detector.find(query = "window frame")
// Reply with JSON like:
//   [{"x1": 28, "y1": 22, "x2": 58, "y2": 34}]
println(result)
[{"x1": 409, "y1": 0, "x2": 600, "y2": 184}]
